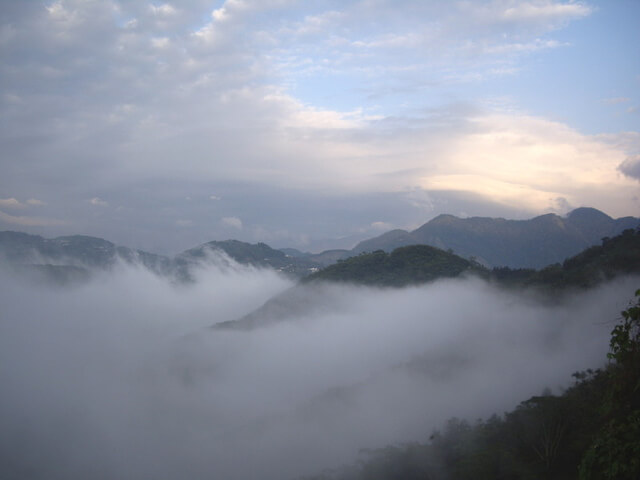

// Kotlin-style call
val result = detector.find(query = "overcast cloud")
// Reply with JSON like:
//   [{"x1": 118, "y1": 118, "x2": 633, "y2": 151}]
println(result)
[{"x1": 1, "y1": 0, "x2": 638, "y2": 252}]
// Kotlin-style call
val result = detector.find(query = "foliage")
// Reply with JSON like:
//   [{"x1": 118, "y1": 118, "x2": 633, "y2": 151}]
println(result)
[
  {"x1": 303, "y1": 229, "x2": 640, "y2": 292},
  {"x1": 304, "y1": 245, "x2": 479, "y2": 287},
  {"x1": 491, "y1": 228, "x2": 640, "y2": 292},
  {"x1": 579, "y1": 289, "x2": 640, "y2": 480}
]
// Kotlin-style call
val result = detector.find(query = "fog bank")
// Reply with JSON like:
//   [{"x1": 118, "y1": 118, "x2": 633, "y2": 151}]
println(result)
[{"x1": 0, "y1": 261, "x2": 636, "y2": 480}]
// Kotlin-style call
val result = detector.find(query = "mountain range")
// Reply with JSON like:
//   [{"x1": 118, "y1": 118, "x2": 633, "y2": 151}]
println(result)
[
  {"x1": 349, "y1": 207, "x2": 639, "y2": 268},
  {"x1": 1, "y1": 207, "x2": 638, "y2": 285},
  {"x1": 215, "y1": 228, "x2": 640, "y2": 330}
]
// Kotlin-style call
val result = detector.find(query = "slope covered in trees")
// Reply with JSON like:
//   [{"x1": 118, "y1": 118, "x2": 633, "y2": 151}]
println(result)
[
  {"x1": 304, "y1": 245, "x2": 480, "y2": 287},
  {"x1": 305, "y1": 229, "x2": 640, "y2": 292},
  {"x1": 216, "y1": 230, "x2": 640, "y2": 331},
  {"x1": 491, "y1": 228, "x2": 640, "y2": 291}
]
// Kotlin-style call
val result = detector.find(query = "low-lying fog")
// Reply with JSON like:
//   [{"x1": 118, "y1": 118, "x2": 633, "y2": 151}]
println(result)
[{"x1": 1, "y1": 258, "x2": 637, "y2": 480}]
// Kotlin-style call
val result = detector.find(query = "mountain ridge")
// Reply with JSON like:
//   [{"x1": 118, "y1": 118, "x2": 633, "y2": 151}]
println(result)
[
  {"x1": 0, "y1": 231, "x2": 322, "y2": 283},
  {"x1": 352, "y1": 207, "x2": 639, "y2": 268},
  {"x1": 1, "y1": 207, "x2": 637, "y2": 283},
  {"x1": 214, "y1": 228, "x2": 640, "y2": 330}
]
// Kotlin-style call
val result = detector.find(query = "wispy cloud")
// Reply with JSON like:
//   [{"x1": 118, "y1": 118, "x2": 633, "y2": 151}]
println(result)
[
  {"x1": 0, "y1": 198, "x2": 24, "y2": 209},
  {"x1": 499, "y1": 1, "x2": 592, "y2": 23},
  {"x1": 0, "y1": 198, "x2": 46, "y2": 209},
  {"x1": 222, "y1": 216, "x2": 243, "y2": 229},
  {"x1": 89, "y1": 197, "x2": 109, "y2": 207},
  {"x1": 176, "y1": 219, "x2": 194, "y2": 227},
  {"x1": 0, "y1": 210, "x2": 67, "y2": 226},
  {"x1": 602, "y1": 97, "x2": 631, "y2": 105}
]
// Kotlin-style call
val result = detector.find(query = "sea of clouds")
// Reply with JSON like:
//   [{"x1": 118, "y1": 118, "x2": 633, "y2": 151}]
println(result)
[{"x1": 1, "y1": 258, "x2": 637, "y2": 480}]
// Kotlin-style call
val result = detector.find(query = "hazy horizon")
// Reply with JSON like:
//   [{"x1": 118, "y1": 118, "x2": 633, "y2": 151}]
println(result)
[{"x1": 0, "y1": 204, "x2": 635, "y2": 257}]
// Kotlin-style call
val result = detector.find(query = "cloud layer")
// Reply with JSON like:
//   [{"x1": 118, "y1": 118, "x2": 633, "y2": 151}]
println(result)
[
  {"x1": 1, "y1": 260, "x2": 637, "y2": 479},
  {"x1": 0, "y1": 1, "x2": 638, "y2": 251}
]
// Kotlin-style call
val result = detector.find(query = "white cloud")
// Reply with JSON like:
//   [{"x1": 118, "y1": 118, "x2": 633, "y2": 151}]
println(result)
[
  {"x1": 352, "y1": 32, "x2": 422, "y2": 49},
  {"x1": 211, "y1": 0, "x2": 244, "y2": 23},
  {"x1": 0, "y1": 198, "x2": 24, "y2": 209},
  {"x1": 151, "y1": 36, "x2": 170, "y2": 49},
  {"x1": 89, "y1": 197, "x2": 109, "y2": 207},
  {"x1": 0, "y1": 198, "x2": 46, "y2": 209},
  {"x1": 149, "y1": 3, "x2": 177, "y2": 17},
  {"x1": 46, "y1": 1, "x2": 74, "y2": 22},
  {"x1": 482, "y1": 38, "x2": 566, "y2": 55},
  {"x1": 417, "y1": 113, "x2": 638, "y2": 215},
  {"x1": 210, "y1": 0, "x2": 295, "y2": 24},
  {"x1": 222, "y1": 216, "x2": 243, "y2": 229},
  {"x1": 602, "y1": 97, "x2": 631, "y2": 105},
  {"x1": 500, "y1": 1, "x2": 593, "y2": 22},
  {"x1": 287, "y1": 10, "x2": 344, "y2": 36},
  {"x1": 462, "y1": 0, "x2": 593, "y2": 28},
  {"x1": 371, "y1": 221, "x2": 393, "y2": 231},
  {"x1": 0, "y1": 0, "x2": 635, "y2": 249}
]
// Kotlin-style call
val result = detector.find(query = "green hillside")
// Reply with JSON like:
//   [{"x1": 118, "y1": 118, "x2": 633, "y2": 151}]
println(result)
[
  {"x1": 492, "y1": 228, "x2": 640, "y2": 291},
  {"x1": 305, "y1": 229, "x2": 640, "y2": 291},
  {"x1": 216, "y1": 229, "x2": 640, "y2": 330},
  {"x1": 304, "y1": 244, "x2": 479, "y2": 287}
]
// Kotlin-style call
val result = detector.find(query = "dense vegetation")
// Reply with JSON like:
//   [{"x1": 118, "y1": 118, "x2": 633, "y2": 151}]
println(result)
[
  {"x1": 304, "y1": 245, "x2": 480, "y2": 287},
  {"x1": 301, "y1": 289, "x2": 640, "y2": 480},
  {"x1": 305, "y1": 229, "x2": 640, "y2": 292},
  {"x1": 491, "y1": 228, "x2": 640, "y2": 291}
]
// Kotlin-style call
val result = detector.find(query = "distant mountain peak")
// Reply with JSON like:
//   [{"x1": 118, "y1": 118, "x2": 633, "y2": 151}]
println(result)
[
  {"x1": 566, "y1": 207, "x2": 613, "y2": 221},
  {"x1": 351, "y1": 207, "x2": 639, "y2": 268},
  {"x1": 428, "y1": 214, "x2": 460, "y2": 224}
]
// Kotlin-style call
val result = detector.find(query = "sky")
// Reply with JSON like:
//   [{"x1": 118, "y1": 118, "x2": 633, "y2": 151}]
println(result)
[{"x1": 0, "y1": 0, "x2": 638, "y2": 253}]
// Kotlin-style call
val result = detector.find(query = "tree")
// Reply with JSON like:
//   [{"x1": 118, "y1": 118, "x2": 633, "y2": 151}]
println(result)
[{"x1": 579, "y1": 289, "x2": 640, "y2": 480}]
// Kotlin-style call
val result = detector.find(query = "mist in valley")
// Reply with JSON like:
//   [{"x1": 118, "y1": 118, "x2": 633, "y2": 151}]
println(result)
[{"x1": 0, "y1": 258, "x2": 636, "y2": 480}]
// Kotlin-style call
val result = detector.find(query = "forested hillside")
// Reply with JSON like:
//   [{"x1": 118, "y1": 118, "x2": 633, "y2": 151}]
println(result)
[
  {"x1": 304, "y1": 245, "x2": 480, "y2": 287},
  {"x1": 491, "y1": 228, "x2": 640, "y2": 291},
  {"x1": 305, "y1": 229, "x2": 640, "y2": 292}
]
